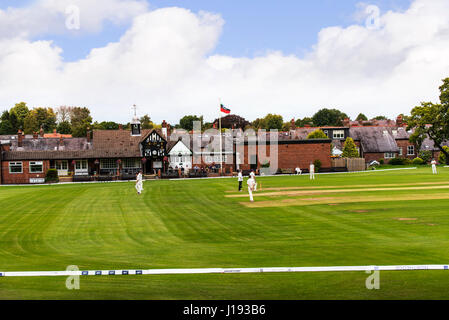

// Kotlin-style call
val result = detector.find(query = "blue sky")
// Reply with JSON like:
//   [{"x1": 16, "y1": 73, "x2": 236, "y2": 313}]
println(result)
[
  {"x1": 1, "y1": 0, "x2": 413, "y2": 62},
  {"x1": 3, "y1": 0, "x2": 447, "y2": 123}
]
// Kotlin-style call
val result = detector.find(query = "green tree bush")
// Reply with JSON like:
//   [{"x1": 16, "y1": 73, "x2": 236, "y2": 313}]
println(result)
[
  {"x1": 307, "y1": 129, "x2": 328, "y2": 139},
  {"x1": 439, "y1": 146, "x2": 449, "y2": 164},
  {"x1": 342, "y1": 137, "x2": 359, "y2": 158},
  {"x1": 313, "y1": 159, "x2": 322, "y2": 172},
  {"x1": 412, "y1": 157, "x2": 425, "y2": 165},
  {"x1": 45, "y1": 169, "x2": 59, "y2": 183}
]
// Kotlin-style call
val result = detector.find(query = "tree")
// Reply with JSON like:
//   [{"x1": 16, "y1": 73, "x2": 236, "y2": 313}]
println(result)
[
  {"x1": 57, "y1": 121, "x2": 72, "y2": 134},
  {"x1": 312, "y1": 108, "x2": 348, "y2": 127},
  {"x1": 140, "y1": 114, "x2": 154, "y2": 129},
  {"x1": 342, "y1": 137, "x2": 359, "y2": 158},
  {"x1": 23, "y1": 112, "x2": 39, "y2": 134},
  {"x1": 93, "y1": 121, "x2": 120, "y2": 130},
  {"x1": 179, "y1": 115, "x2": 202, "y2": 131},
  {"x1": 373, "y1": 115, "x2": 387, "y2": 120},
  {"x1": 34, "y1": 107, "x2": 56, "y2": 132},
  {"x1": 251, "y1": 118, "x2": 266, "y2": 130},
  {"x1": 264, "y1": 114, "x2": 283, "y2": 130},
  {"x1": 0, "y1": 111, "x2": 14, "y2": 134},
  {"x1": 70, "y1": 107, "x2": 92, "y2": 137},
  {"x1": 307, "y1": 129, "x2": 328, "y2": 139},
  {"x1": 0, "y1": 110, "x2": 16, "y2": 134},
  {"x1": 55, "y1": 106, "x2": 73, "y2": 123},
  {"x1": 439, "y1": 146, "x2": 449, "y2": 164},
  {"x1": 356, "y1": 113, "x2": 368, "y2": 121},
  {"x1": 10, "y1": 102, "x2": 30, "y2": 129},
  {"x1": 281, "y1": 122, "x2": 291, "y2": 132},
  {"x1": 23, "y1": 107, "x2": 56, "y2": 134},
  {"x1": 407, "y1": 77, "x2": 449, "y2": 165},
  {"x1": 295, "y1": 117, "x2": 313, "y2": 128}
]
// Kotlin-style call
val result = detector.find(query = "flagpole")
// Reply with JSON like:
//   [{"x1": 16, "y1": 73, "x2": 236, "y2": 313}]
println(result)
[{"x1": 219, "y1": 98, "x2": 223, "y2": 175}]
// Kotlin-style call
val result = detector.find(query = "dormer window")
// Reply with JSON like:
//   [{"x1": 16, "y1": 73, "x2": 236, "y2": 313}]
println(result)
[{"x1": 333, "y1": 130, "x2": 344, "y2": 139}]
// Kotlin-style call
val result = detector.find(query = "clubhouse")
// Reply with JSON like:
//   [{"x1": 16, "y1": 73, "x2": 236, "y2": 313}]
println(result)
[{"x1": 0, "y1": 114, "x2": 443, "y2": 185}]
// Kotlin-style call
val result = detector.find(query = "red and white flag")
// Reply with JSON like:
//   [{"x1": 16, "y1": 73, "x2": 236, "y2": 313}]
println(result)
[{"x1": 220, "y1": 104, "x2": 231, "y2": 114}]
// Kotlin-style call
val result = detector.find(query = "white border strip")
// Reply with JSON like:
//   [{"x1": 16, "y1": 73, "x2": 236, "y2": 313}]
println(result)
[{"x1": 1, "y1": 264, "x2": 447, "y2": 277}]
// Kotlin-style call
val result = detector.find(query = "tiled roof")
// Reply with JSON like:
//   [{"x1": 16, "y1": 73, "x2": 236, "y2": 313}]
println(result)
[{"x1": 350, "y1": 127, "x2": 401, "y2": 153}]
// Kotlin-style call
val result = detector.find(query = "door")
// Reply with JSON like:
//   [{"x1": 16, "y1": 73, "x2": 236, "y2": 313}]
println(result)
[
  {"x1": 75, "y1": 160, "x2": 88, "y2": 175},
  {"x1": 56, "y1": 160, "x2": 68, "y2": 176}
]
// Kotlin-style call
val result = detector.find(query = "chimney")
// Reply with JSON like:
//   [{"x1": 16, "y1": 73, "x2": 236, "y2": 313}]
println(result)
[
  {"x1": 18, "y1": 129, "x2": 23, "y2": 147},
  {"x1": 290, "y1": 118, "x2": 296, "y2": 130},
  {"x1": 86, "y1": 128, "x2": 92, "y2": 143},
  {"x1": 59, "y1": 136, "x2": 64, "y2": 146},
  {"x1": 343, "y1": 118, "x2": 350, "y2": 127},
  {"x1": 33, "y1": 132, "x2": 38, "y2": 139},
  {"x1": 304, "y1": 124, "x2": 311, "y2": 128},
  {"x1": 161, "y1": 120, "x2": 168, "y2": 138},
  {"x1": 39, "y1": 126, "x2": 44, "y2": 137},
  {"x1": 396, "y1": 115, "x2": 403, "y2": 127},
  {"x1": 119, "y1": 124, "x2": 123, "y2": 130}
]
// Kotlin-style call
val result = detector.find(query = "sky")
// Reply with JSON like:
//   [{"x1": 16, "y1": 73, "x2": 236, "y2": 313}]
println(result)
[{"x1": 1, "y1": 0, "x2": 448, "y2": 125}]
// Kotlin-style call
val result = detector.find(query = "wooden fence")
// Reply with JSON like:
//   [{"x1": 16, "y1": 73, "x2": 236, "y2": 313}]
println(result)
[{"x1": 331, "y1": 158, "x2": 366, "y2": 172}]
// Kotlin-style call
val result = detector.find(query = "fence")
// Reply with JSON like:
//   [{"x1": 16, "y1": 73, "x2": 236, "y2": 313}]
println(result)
[{"x1": 331, "y1": 158, "x2": 365, "y2": 172}]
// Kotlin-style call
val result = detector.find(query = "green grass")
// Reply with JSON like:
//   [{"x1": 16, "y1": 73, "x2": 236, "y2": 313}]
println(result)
[{"x1": 1, "y1": 166, "x2": 449, "y2": 299}]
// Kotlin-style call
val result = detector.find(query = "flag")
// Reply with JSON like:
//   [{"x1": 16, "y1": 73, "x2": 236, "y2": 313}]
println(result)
[{"x1": 220, "y1": 104, "x2": 231, "y2": 114}]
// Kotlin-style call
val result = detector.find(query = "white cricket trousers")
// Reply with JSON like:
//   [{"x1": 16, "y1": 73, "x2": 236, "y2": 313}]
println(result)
[
  {"x1": 310, "y1": 172, "x2": 315, "y2": 180},
  {"x1": 432, "y1": 165, "x2": 437, "y2": 174},
  {"x1": 248, "y1": 188, "x2": 254, "y2": 201}
]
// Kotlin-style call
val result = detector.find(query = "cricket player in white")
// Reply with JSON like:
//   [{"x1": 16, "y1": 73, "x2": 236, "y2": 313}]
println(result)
[
  {"x1": 247, "y1": 176, "x2": 256, "y2": 202},
  {"x1": 309, "y1": 163, "x2": 315, "y2": 180},
  {"x1": 250, "y1": 170, "x2": 257, "y2": 191},
  {"x1": 135, "y1": 170, "x2": 143, "y2": 195},
  {"x1": 238, "y1": 170, "x2": 243, "y2": 192},
  {"x1": 431, "y1": 159, "x2": 437, "y2": 174},
  {"x1": 295, "y1": 167, "x2": 302, "y2": 175}
]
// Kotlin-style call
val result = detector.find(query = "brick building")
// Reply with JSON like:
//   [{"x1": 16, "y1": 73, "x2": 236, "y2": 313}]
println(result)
[{"x1": 0, "y1": 117, "x2": 333, "y2": 184}]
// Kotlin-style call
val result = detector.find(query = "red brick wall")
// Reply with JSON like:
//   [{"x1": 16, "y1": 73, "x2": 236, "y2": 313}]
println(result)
[
  {"x1": 1, "y1": 160, "x2": 50, "y2": 184},
  {"x1": 238, "y1": 142, "x2": 331, "y2": 171},
  {"x1": 363, "y1": 153, "x2": 389, "y2": 163},
  {"x1": 396, "y1": 140, "x2": 417, "y2": 159}
]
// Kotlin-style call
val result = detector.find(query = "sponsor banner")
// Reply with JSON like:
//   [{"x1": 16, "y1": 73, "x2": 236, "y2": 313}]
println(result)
[{"x1": 1, "y1": 265, "x2": 449, "y2": 277}]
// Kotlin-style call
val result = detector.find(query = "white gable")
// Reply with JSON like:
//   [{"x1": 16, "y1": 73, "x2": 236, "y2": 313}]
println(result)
[{"x1": 168, "y1": 141, "x2": 192, "y2": 155}]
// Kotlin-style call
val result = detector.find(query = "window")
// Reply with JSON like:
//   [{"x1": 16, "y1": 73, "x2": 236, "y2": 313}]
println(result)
[
  {"x1": 123, "y1": 159, "x2": 141, "y2": 169},
  {"x1": 56, "y1": 161, "x2": 68, "y2": 170},
  {"x1": 29, "y1": 161, "x2": 43, "y2": 173},
  {"x1": 9, "y1": 162, "x2": 23, "y2": 173},
  {"x1": 398, "y1": 147, "x2": 403, "y2": 156},
  {"x1": 75, "y1": 160, "x2": 87, "y2": 170},
  {"x1": 333, "y1": 130, "x2": 345, "y2": 139},
  {"x1": 384, "y1": 153, "x2": 395, "y2": 159},
  {"x1": 407, "y1": 145, "x2": 415, "y2": 156},
  {"x1": 323, "y1": 130, "x2": 329, "y2": 137},
  {"x1": 100, "y1": 159, "x2": 118, "y2": 169}
]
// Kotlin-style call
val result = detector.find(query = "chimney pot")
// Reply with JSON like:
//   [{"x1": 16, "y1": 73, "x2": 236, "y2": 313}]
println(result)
[{"x1": 17, "y1": 130, "x2": 24, "y2": 147}]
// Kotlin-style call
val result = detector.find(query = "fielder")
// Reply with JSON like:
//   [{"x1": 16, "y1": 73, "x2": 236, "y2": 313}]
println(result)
[
  {"x1": 309, "y1": 163, "x2": 315, "y2": 180},
  {"x1": 250, "y1": 170, "x2": 257, "y2": 191},
  {"x1": 431, "y1": 159, "x2": 437, "y2": 174},
  {"x1": 247, "y1": 176, "x2": 256, "y2": 202},
  {"x1": 295, "y1": 167, "x2": 302, "y2": 175},
  {"x1": 135, "y1": 170, "x2": 143, "y2": 195},
  {"x1": 238, "y1": 170, "x2": 243, "y2": 192}
]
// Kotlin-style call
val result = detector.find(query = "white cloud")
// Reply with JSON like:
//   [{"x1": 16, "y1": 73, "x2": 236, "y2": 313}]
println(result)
[
  {"x1": 0, "y1": 0, "x2": 449, "y2": 124},
  {"x1": 0, "y1": 0, "x2": 148, "y2": 38}
]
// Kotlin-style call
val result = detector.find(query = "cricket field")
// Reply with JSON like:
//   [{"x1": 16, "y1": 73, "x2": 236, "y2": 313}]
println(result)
[{"x1": 1, "y1": 166, "x2": 449, "y2": 299}]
